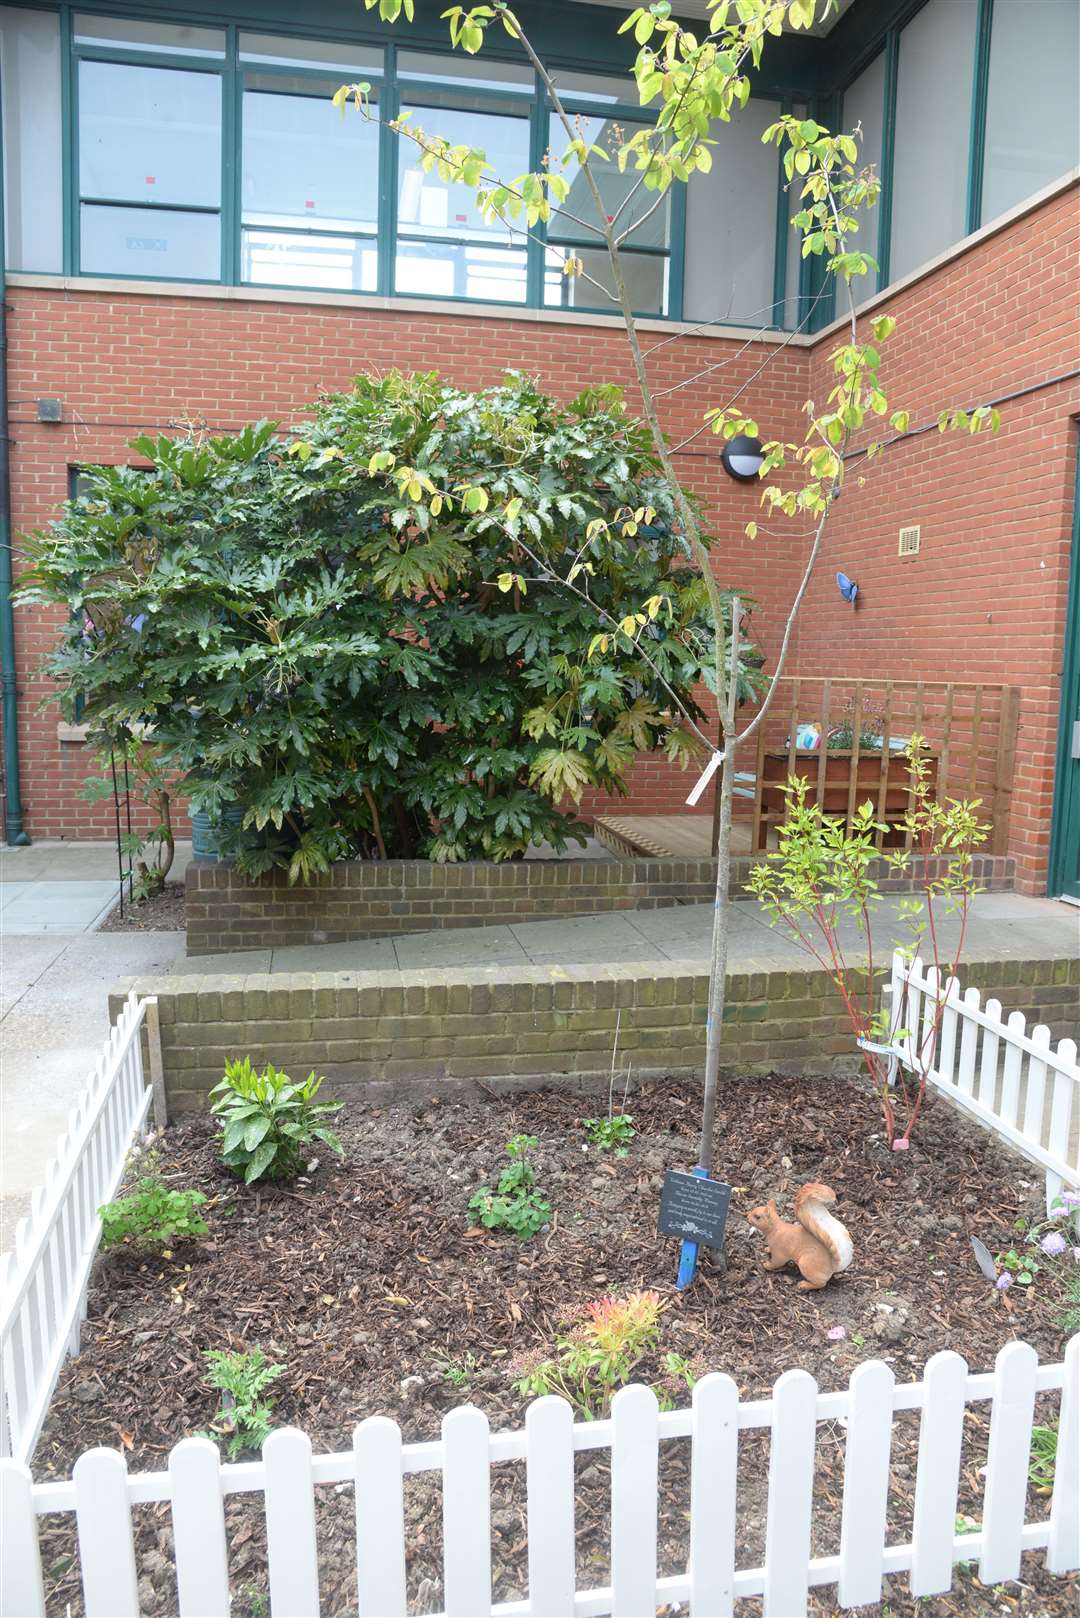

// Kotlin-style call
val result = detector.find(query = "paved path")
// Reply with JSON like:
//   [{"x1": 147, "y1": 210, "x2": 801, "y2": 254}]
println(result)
[{"x1": 171, "y1": 890, "x2": 1079, "y2": 975}]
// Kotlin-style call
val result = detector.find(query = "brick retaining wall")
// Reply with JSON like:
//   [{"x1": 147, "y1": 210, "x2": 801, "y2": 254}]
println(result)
[
  {"x1": 112, "y1": 954, "x2": 1077, "y2": 1113},
  {"x1": 185, "y1": 853, "x2": 1016, "y2": 955}
]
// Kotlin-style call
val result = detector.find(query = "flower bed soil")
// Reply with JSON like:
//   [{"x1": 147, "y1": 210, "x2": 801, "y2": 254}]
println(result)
[
  {"x1": 98, "y1": 882, "x2": 185, "y2": 932},
  {"x1": 34, "y1": 1075, "x2": 1078, "y2": 1618}
]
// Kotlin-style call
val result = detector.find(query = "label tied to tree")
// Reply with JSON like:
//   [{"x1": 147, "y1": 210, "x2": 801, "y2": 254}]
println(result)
[
  {"x1": 685, "y1": 750, "x2": 724, "y2": 807},
  {"x1": 657, "y1": 1170, "x2": 731, "y2": 1250}
]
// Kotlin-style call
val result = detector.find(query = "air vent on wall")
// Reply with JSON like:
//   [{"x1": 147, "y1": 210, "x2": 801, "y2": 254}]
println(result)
[{"x1": 898, "y1": 525, "x2": 921, "y2": 557}]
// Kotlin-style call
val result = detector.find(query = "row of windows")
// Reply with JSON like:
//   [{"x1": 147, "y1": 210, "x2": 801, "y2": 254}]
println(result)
[{"x1": 2, "y1": 4, "x2": 1078, "y2": 328}]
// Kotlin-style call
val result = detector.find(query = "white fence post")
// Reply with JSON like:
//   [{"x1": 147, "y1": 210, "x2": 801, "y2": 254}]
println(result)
[
  {"x1": 265, "y1": 1427, "x2": 320, "y2": 1617},
  {"x1": 170, "y1": 1436, "x2": 231, "y2": 1618},
  {"x1": 611, "y1": 1384, "x2": 659, "y2": 1618},
  {"x1": 354, "y1": 1416, "x2": 406, "y2": 1618},
  {"x1": 979, "y1": 1340, "x2": 1038, "y2": 1586},
  {"x1": 689, "y1": 1372, "x2": 738, "y2": 1618},
  {"x1": 909, "y1": 1350, "x2": 968, "y2": 1596},
  {"x1": 763, "y1": 1369, "x2": 817, "y2": 1618},
  {"x1": 838, "y1": 1360, "x2": 894, "y2": 1606},
  {"x1": 74, "y1": 1447, "x2": 140, "y2": 1618},
  {"x1": 442, "y1": 1405, "x2": 491, "y2": 1618},
  {"x1": 0, "y1": 1461, "x2": 46, "y2": 1618},
  {"x1": 525, "y1": 1396, "x2": 575, "y2": 1618},
  {"x1": 1047, "y1": 1332, "x2": 1080, "y2": 1574}
]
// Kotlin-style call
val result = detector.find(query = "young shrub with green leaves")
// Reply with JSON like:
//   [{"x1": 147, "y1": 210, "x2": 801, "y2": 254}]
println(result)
[
  {"x1": 98, "y1": 1176, "x2": 208, "y2": 1251},
  {"x1": 18, "y1": 377, "x2": 756, "y2": 880},
  {"x1": 747, "y1": 739, "x2": 988, "y2": 1148},
  {"x1": 468, "y1": 1132, "x2": 551, "y2": 1240},
  {"x1": 581, "y1": 1114, "x2": 636, "y2": 1156},
  {"x1": 210, "y1": 1057, "x2": 344, "y2": 1184},
  {"x1": 78, "y1": 736, "x2": 175, "y2": 899},
  {"x1": 203, "y1": 1347, "x2": 285, "y2": 1458},
  {"x1": 512, "y1": 1290, "x2": 700, "y2": 1418}
]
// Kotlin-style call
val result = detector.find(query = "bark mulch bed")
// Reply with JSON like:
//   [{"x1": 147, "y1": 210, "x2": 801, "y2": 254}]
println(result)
[
  {"x1": 98, "y1": 882, "x2": 185, "y2": 932},
  {"x1": 34, "y1": 1074, "x2": 1078, "y2": 1618}
]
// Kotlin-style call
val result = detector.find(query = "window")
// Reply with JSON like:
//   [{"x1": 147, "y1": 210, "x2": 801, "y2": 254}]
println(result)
[
  {"x1": 73, "y1": 13, "x2": 225, "y2": 56},
  {"x1": 544, "y1": 112, "x2": 670, "y2": 315},
  {"x1": 982, "y1": 0, "x2": 1080, "y2": 223},
  {"x1": 840, "y1": 53, "x2": 885, "y2": 272},
  {"x1": 241, "y1": 74, "x2": 381, "y2": 292},
  {"x1": 78, "y1": 59, "x2": 222, "y2": 279},
  {"x1": 889, "y1": 0, "x2": 978, "y2": 283},
  {"x1": 0, "y1": 7, "x2": 63, "y2": 272},
  {"x1": 684, "y1": 100, "x2": 782, "y2": 329},
  {"x1": 395, "y1": 54, "x2": 533, "y2": 303}
]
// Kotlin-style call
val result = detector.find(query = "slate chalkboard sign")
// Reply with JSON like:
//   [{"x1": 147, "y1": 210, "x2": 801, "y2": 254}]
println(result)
[{"x1": 657, "y1": 1170, "x2": 731, "y2": 1251}]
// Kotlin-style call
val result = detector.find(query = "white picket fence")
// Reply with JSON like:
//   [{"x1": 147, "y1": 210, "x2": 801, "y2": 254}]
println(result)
[
  {"x1": 0, "y1": 992, "x2": 161, "y2": 1464},
  {"x1": 886, "y1": 952, "x2": 1080, "y2": 1210},
  {"x1": 1, "y1": 1338, "x2": 1076, "y2": 1618}
]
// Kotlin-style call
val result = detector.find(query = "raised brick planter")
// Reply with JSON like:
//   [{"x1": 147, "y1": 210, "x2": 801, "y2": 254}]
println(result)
[
  {"x1": 112, "y1": 952, "x2": 1075, "y2": 1113},
  {"x1": 184, "y1": 853, "x2": 1015, "y2": 956}
]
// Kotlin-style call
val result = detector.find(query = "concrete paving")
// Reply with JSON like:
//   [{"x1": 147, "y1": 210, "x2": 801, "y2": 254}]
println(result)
[
  {"x1": 170, "y1": 890, "x2": 1080, "y2": 975},
  {"x1": 1, "y1": 927, "x2": 187, "y2": 1250}
]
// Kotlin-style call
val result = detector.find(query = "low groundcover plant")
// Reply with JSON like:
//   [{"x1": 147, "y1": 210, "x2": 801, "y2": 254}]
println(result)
[
  {"x1": 98, "y1": 1176, "x2": 208, "y2": 1252},
  {"x1": 202, "y1": 1347, "x2": 285, "y2": 1458},
  {"x1": 210, "y1": 1056, "x2": 344, "y2": 1184},
  {"x1": 469, "y1": 1133, "x2": 551, "y2": 1241},
  {"x1": 511, "y1": 1290, "x2": 702, "y2": 1419}
]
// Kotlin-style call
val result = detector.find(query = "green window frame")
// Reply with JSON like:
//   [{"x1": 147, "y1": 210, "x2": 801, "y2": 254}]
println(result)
[{"x1": 47, "y1": 5, "x2": 820, "y2": 326}]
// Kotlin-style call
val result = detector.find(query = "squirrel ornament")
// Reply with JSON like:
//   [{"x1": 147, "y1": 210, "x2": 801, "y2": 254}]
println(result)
[{"x1": 746, "y1": 1182, "x2": 853, "y2": 1290}]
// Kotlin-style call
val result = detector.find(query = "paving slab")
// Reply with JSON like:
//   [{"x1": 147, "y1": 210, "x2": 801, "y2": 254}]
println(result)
[
  {"x1": 271, "y1": 939, "x2": 400, "y2": 972},
  {"x1": 0, "y1": 880, "x2": 120, "y2": 932},
  {"x1": 0, "y1": 840, "x2": 194, "y2": 884},
  {"x1": 170, "y1": 949, "x2": 274, "y2": 976},
  {"x1": 393, "y1": 926, "x2": 531, "y2": 969}
]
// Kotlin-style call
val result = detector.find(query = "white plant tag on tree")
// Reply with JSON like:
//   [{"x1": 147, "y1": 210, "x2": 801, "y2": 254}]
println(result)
[{"x1": 686, "y1": 750, "x2": 724, "y2": 807}]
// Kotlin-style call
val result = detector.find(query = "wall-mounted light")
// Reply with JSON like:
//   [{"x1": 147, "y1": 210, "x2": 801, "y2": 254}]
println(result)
[{"x1": 720, "y1": 433, "x2": 765, "y2": 482}]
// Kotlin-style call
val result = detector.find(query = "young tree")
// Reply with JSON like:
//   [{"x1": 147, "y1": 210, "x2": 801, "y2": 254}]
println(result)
[{"x1": 344, "y1": 0, "x2": 999, "y2": 1274}]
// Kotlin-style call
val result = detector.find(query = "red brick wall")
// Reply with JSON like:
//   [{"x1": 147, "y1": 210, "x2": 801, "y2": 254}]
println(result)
[
  {"x1": 796, "y1": 180, "x2": 1080, "y2": 893},
  {"x1": 4, "y1": 287, "x2": 805, "y2": 838},
  {"x1": 5, "y1": 177, "x2": 1076, "y2": 890}
]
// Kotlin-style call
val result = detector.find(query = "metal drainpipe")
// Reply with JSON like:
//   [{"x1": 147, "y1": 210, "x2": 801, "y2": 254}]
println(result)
[{"x1": 0, "y1": 76, "x2": 31, "y2": 845}]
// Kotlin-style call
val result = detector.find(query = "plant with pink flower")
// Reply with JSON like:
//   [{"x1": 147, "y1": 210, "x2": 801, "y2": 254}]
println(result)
[{"x1": 513, "y1": 1288, "x2": 690, "y2": 1418}]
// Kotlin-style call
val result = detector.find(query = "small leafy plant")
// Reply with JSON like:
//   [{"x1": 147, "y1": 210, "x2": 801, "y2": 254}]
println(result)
[
  {"x1": 513, "y1": 1290, "x2": 673, "y2": 1419},
  {"x1": 1029, "y1": 1424, "x2": 1057, "y2": 1492},
  {"x1": 98, "y1": 1177, "x2": 208, "y2": 1251},
  {"x1": 954, "y1": 1514, "x2": 980, "y2": 1570},
  {"x1": 210, "y1": 1057, "x2": 343, "y2": 1184},
  {"x1": 748, "y1": 740, "x2": 988, "y2": 1148},
  {"x1": 436, "y1": 1352, "x2": 479, "y2": 1389},
  {"x1": 582, "y1": 1114, "x2": 635, "y2": 1155},
  {"x1": 203, "y1": 1347, "x2": 285, "y2": 1458},
  {"x1": 469, "y1": 1134, "x2": 550, "y2": 1240},
  {"x1": 994, "y1": 1195, "x2": 1080, "y2": 1294},
  {"x1": 1058, "y1": 1276, "x2": 1080, "y2": 1335}
]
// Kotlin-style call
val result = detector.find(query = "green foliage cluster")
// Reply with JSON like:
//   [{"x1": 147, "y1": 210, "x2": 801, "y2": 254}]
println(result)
[
  {"x1": 19, "y1": 373, "x2": 757, "y2": 880},
  {"x1": 469, "y1": 1132, "x2": 550, "y2": 1240},
  {"x1": 203, "y1": 1347, "x2": 285, "y2": 1458},
  {"x1": 79, "y1": 736, "x2": 175, "y2": 898},
  {"x1": 747, "y1": 738, "x2": 989, "y2": 1146},
  {"x1": 581, "y1": 1114, "x2": 635, "y2": 1155},
  {"x1": 98, "y1": 1175, "x2": 208, "y2": 1251},
  {"x1": 210, "y1": 1057, "x2": 343, "y2": 1184},
  {"x1": 513, "y1": 1289, "x2": 697, "y2": 1419}
]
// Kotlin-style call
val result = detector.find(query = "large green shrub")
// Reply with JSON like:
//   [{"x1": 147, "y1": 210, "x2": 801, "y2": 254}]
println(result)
[{"x1": 18, "y1": 372, "x2": 758, "y2": 877}]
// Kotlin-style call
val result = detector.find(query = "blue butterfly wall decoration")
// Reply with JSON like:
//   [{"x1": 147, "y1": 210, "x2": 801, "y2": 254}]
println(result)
[{"x1": 836, "y1": 571, "x2": 859, "y2": 606}]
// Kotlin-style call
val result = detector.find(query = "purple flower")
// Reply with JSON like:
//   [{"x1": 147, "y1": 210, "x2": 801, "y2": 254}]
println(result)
[
  {"x1": 826, "y1": 1326, "x2": 846, "y2": 1341},
  {"x1": 995, "y1": 1273, "x2": 1012, "y2": 1290},
  {"x1": 1073, "y1": 1247, "x2": 1080, "y2": 1261},
  {"x1": 1041, "y1": 1232, "x2": 1068, "y2": 1257},
  {"x1": 1061, "y1": 1190, "x2": 1080, "y2": 1206}
]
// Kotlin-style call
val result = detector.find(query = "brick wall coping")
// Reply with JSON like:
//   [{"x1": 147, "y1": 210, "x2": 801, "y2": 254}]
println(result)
[
  {"x1": 185, "y1": 851, "x2": 1016, "y2": 955},
  {"x1": 112, "y1": 953, "x2": 1079, "y2": 1113}
]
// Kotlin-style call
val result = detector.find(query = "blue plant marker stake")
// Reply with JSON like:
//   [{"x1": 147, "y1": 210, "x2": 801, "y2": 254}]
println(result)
[{"x1": 676, "y1": 1165, "x2": 709, "y2": 1290}]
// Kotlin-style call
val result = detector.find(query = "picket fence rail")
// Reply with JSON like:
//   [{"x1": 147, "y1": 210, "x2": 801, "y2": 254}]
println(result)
[
  {"x1": 2, "y1": 1338, "x2": 1076, "y2": 1618},
  {"x1": 0, "y1": 992, "x2": 162, "y2": 1465},
  {"x1": 885, "y1": 952, "x2": 1080, "y2": 1211}
]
